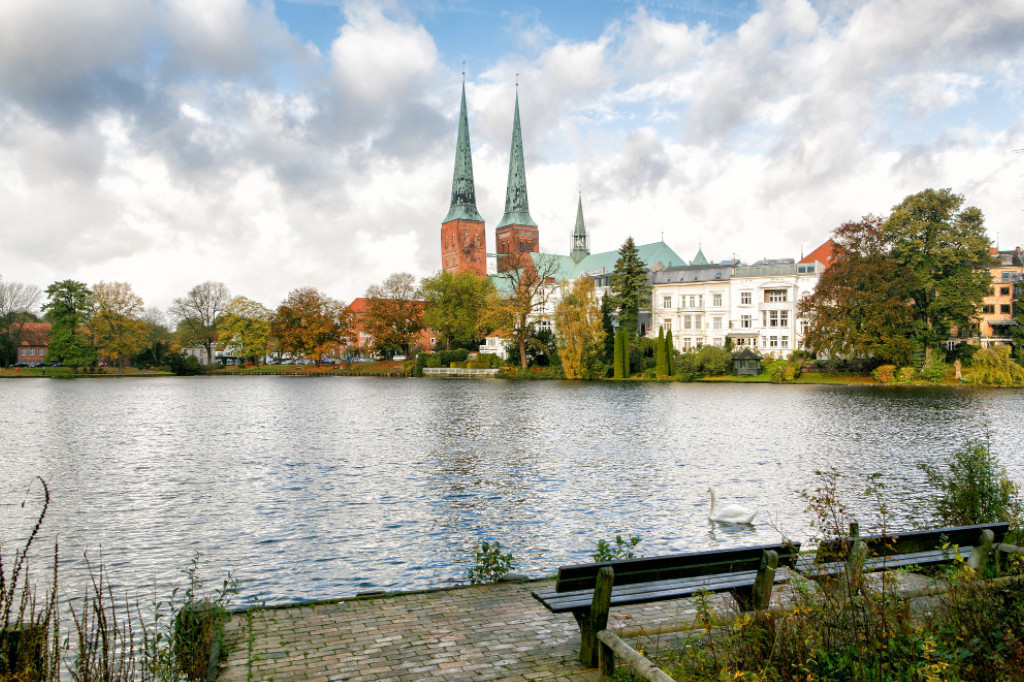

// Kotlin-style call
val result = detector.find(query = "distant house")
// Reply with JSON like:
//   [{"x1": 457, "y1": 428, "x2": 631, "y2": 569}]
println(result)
[
  {"x1": 346, "y1": 297, "x2": 435, "y2": 359},
  {"x1": 11, "y1": 322, "x2": 50, "y2": 364},
  {"x1": 732, "y1": 348, "x2": 762, "y2": 375}
]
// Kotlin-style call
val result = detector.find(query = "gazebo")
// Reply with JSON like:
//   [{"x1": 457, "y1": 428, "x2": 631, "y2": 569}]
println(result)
[{"x1": 732, "y1": 348, "x2": 762, "y2": 376}]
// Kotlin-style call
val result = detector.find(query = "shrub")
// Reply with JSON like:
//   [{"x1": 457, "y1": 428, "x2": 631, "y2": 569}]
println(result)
[
  {"x1": 872, "y1": 364, "x2": 896, "y2": 383},
  {"x1": 921, "y1": 360, "x2": 948, "y2": 382},
  {"x1": 467, "y1": 541, "x2": 515, "y2": 584},
  {"x1": 765, "y1": 359, "x2": 801, "y2": 382},
  {"x1": 592, "y1": 535, "x2": 642, "y2": 562},
  {"x1": 964, "y1": 345, "x2": 1024, "y2": 386},
  {"x1": 896, "y1": 365, "x2": 916, "y2": 382},
  {"x1": 693, "y1": 345, "x2": 731, "y2": 376},
  {"x1": 919, "y1": 440, "x2": 1023, "y2": 527}
]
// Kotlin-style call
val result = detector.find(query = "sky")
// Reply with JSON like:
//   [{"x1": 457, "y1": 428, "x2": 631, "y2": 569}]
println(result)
[{"x1": 1, "y1": 0, "x2": 1023, "y2": 313}]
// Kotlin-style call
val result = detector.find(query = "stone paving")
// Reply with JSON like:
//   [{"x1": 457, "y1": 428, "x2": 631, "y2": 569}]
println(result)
[{"x1": 215, "y1": 578, "x2": 732, "y2": 682}]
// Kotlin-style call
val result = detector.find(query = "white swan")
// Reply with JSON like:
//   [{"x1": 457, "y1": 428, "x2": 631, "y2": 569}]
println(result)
[{"x1": 708, "y1": 487, "x2": 756, "y2": 525}]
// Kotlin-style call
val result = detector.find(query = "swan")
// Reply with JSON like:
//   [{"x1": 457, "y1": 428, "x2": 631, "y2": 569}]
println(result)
[{"x1": 708, "y1": 487, "x2": 756, "y2": 525}]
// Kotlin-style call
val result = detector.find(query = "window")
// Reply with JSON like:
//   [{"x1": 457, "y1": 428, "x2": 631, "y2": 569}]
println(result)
[
  {"x1": 800, "y1": 320, "x2": 811, "y2": 336},
  {"x1": 29, "y1": 348, "x2": 35, "y2": 356},
  {"x1": 713, "y1": 338, "x2": 724, "y2": 347},
  {"x1": 695, "y1": 316, "x2": 702, "y2": 330},
  {"x1": 661, "y1": 318, "x2": 672, "y2": 331},
  {"x1": 769, "y1": 336, "x2": 779, "y2": 348},
  {"x1": 735, "y1": 337, "x2": 746, "y2": 346},
  {"x1": 764, "y1": 310, "x2": 788, "y2": 327},
  {"x1": 781, "y1": 336, "x2": 789, "y2": 349},
  {"x1": 713, "y1": 317, "x2": 722, "y2": 330},
  {"x1": 1001, "y1": 287, "x2": 1011, "y2": 296},
  {"x1": 766, "y1": 289, "x2": 788, "y2": 303},
  {"x1": 20, "y1": 348, "x2": 27, "y2": 356},
  {"x1": 684, "y1": 315, "x2": 692, "y2": 330},
  {"x1": 983, "y1": 304, "x2": 995, "y2": 314},
  {"x1": 1001, "y1": 304, "x2": 1011, "y2": 314},
  {"x1": 683, "y1": 338, "x2": 692, "y2": 350},
  {"x1": 741, "y1": 314, "x2": 752, "y2": 328},
  {"x1": 662, "y1": 296, "x2": 672, "y2": 309},
  {"x1": 989, "y1": 287, "x2": 996, "y2": 296},
  {"x1": 740, "y1": 292, "x2": 751, "y2": 305},
  {"x1": 713, "y1": 293, "x2": 722, "y2": 307}
]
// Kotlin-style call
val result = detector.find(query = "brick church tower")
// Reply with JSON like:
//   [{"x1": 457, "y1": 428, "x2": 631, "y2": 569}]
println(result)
[
  {"x1": 495, "y1": 93, "x2": 539, "y2": 272},
  {"x1": 441, "y1": 80, "x2": 487, "y2": 277}
]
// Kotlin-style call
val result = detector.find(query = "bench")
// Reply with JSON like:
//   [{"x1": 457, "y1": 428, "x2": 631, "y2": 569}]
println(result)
[
  {"x1": 532, "y1": 541, "x2": 801, "y2": 666},
  {"x1": 794, "y1": 521, "x2": 1010, "y2": 579}
]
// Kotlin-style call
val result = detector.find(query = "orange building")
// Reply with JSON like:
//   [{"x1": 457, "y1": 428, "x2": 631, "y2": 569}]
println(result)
[
  {"x1": 977, "y1": 248, "x2": 1022, "y2": 345},
  {"x1": 345, "y1": 298, "x2": 435, "y2": 359},
  {"x1": 10, "y1": 322, "x2": 50, "y2": 364}
]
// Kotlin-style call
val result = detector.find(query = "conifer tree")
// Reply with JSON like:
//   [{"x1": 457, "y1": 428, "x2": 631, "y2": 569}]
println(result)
[
  {"x1": 665, "y1": 329, "x2": 674, "y2": 375},
  {"x1": 613, "y1": 329, "x2": 624, "y2": 378},
  {"x1": 610, "y1": 237, "x2": 651, "y2": 338},
  {"x1": 656, "y1": 327, "x2": 668, "y2": 378}
]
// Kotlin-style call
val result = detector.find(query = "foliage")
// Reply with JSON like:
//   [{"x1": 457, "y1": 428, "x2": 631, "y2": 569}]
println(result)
[
  {"x1": 609, "y1": 237, "x2": 651, "y2": 338},
  {"x1": 43, "y1": 279, "x2": 96, "y2": 370},
  {"x1": 555, "y1": 277, "x2": 606, "y2": 379},
  {"x1": 0, "y1": 277, "x2": 43, "y2": 367},
  {"x1": 872, "y1": 364, "x2": 895, "y2": 383},
  {"x1": 655, "y1": 328, "x2": 668, "y2": 378},
  {"x1": 919, "y1": 439, "x2": 1023, "y2": 527},
  {"x1": 920, "y1": 359, "x2": 949, "y2": 382},
  {"x1": 613, "y1": 329, "x2": 627, "y2": 378},
  {"x1": 799, "y1": 217, "x2": 917, "y2": 365},
  {"x1": 271, "y1": 287, "x2": 353, "y2": 365},
  {"x1": 421, "y1": 269, "x2": 498, "y2": 350},
  {"x1": 218, "y1": 297, "x2": 272, "y2": 365},
  {"x1": 599, "y1": 292, "x2": 616, "y2": 366},
  {"x1": 963, "y1": 345, "x2": 1024, "y2": 386},
  {"x1": 91, "y1": 281, "x2": 147, "y2": 371},
  {"x1": 692, "y1": 345, "x2": 731, "y2": 376},
  {"x1": 132, "y1": 310, "x2": 174, "y2": 369},
  {"x1": 765, "y1": 359, "x2": 802, "y2": 382},
  {"x1": 664, "y1": 329, "x2": 674, "y2": 376},
  {"x1": 364, "y1": 272, "x2": 424, "y2": 357},
  {"x1": 169, "y1": 281, "x2": 231, "y2": 366},
  {"x1": 592, "y1": 535, "x2": 642, "y2": 562},
  {"x1": 897, "y1": 366, "x2": 916, "y2": 382},
  {"x1": 167, "y1": 354, "x2": 202, "y2": 376},
  {"x1": 467, "y1": 542, "x2": 516, "y2": 585}
]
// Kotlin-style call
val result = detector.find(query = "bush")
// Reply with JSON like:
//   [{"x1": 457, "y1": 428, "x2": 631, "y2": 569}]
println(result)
[
  {"x1": 964, "y1": 345, "x2": 1024, "y2": 386},
  {"x1": 592, "y1": 535, "x2": 642, "y2": 561},
  {"x1": 765, "y1": 359, "x2": 801, "y2": 382},
  {"x1": 896, "y1": 366, "x2": 916, "y2": 382},
  {"x1": 167, "y1": 354, "x2": 202, "y2": 376},
  {"x1": 872, "y1": 364, "x2": 896, "y2": 383},
  {"x1": 467, "y1": 541, "x2": 515, "y2": 584},
  {"x1": 919, "y1": 440, "x2": 1023, "y2": 527},
  {"x1": 693, "y1": 345, "x2": 731, "y2": 376},
  {"x1": 921, "y1": 360, "x2": 948, "y2": 382}
]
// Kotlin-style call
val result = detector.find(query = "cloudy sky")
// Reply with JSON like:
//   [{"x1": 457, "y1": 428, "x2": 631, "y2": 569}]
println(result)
[{"x1": 1, "y1": 0, "x2": 1023, "y2": 312}]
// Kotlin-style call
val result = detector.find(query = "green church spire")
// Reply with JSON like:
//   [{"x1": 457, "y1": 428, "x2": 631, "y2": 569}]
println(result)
[
  {"x1": 570, "y1": 192, "x2": 589, "y2": 263},
  {"x1": 497, "y1": 93, "x2": 537, "y2": 228},
  {"x1": 443, "y1": 80, "x2": 483, "y2": 223}
]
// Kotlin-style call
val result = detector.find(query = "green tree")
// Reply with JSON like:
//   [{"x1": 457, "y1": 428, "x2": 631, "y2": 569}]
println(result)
[
  {"x1": 169, "y1": 281, "x2": 232, "y2": 366},
  {"x1": 131, "y1": 309, "x2": 174, "y2": 368},
  {"x1": 421, "y1": 270, "x2": 498, "y2": 351},
  {"x1": 884, "y1": 188, "x2": 991, "y2": 360},
  {"x1": 655, "y1": 328, "x2": 668, "y2": 378},
  {"x1": 219, "y1": 296, "x2": 272, "y2": 365},
  {"x1": 42, "y1": 279, "x2": 95, "y2": 369},
  {"x1": 365, "y1": 273, "x2": 424, "y2": 358},
  {"x1": 599, "y1": 291, "x2": 615, "y2": 365},
  {"x1": 493, "y1": 254, "x2": 562, "y2": 369},
  {"x1": 609, "y1": 237, "x2": 651, "y2": 338},
  {"x1": 799, "y1": 217, "x2": 918, "y2": 365},
  {"x1": 91, "y1": 281, "x2": 147, "y2": 371},
  {"x1": 665, "y1": 329, "x2": 674, "y2": 376},
  {"x1": 555, "y1": 277, "x2": 606, "y2": 379}
]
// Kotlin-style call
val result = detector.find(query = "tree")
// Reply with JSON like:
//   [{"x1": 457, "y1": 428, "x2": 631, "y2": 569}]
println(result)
[
  {"x1": 42, "y1": 279, "x2": 95, "y2": 369},
  {"x1": 493, "y1": 254, "x2": 562, "y2": 369},
  {"x1": 169, "y1": 281, "x2": 231, "y2": 366},
  {"x1": 665, "y1": 329, "x2": 674, "y2": 376},
  {"x1": 799, "y1": 217, "x2": 918, "y2": 365},
  {"x1": 132, "y1": 309, "x2": 174, "y2": 368},
  {"x1": 554, "y1": 276, "x2": 606, "y2": 379},
  {"x1": 0, "y1": 277, "x2": 42, "y2": 366},
  {"x1": 883, "y1": 188, "x2": 991, "y2": 360},
  {"x1": 91, "y1": 281, "x2": 147, "y2": 371},
  {"x1": 364, "y1": 273, "x2": 424, "y2": 358},
  {"x1": 271, "y1": 287, "x2": 353, "y2": 365},
  {"x1": 421, "y1": 270, "x2": 498, "y2": 350},
  {"x1": 613, "y1": 329, "x2": 628, "y2": 378},
  {"x1": 599, "y1": 291, "x2": 616, "y2": 365},
  {"x1": 656, "y1": 328, "x2": 668, "y2": 378},
  {"x1": 610, "y1": 237, "x2": 651, "y2": 338},
  {"x1": 219, "y1": 296, "x2": 272, "y2": 365}
]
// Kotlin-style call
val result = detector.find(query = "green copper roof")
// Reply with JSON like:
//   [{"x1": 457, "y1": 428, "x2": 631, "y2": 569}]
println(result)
[
  {"x1": 570, "y1": 194, "x2": 589, "y2": 264},
  {"x1": 521, "y1": 241, "x2": 685, "y2": 284},
  {"x1": 496, "y1": 94, "x2": 536, "y2": 229},
  {"x1": 691, "y1": 247, "x2": 709, "y2": 266},
  {"x1": 443, "y1": 81, "x2": 483, "y2": 223},
  {"x1": 573, "y1": 195, "x2": 586, "y2": 237}
]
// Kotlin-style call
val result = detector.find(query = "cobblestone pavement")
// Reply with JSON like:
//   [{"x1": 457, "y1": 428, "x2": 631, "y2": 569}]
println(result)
[{"x1": 215, "y1": 578, "x2": 731, "y2": 682}]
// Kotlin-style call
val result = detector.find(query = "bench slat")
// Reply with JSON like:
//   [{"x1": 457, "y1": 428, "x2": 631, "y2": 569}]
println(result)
[{"x1": 813, "y1": 522, "x2": 1008, "y2": 562}]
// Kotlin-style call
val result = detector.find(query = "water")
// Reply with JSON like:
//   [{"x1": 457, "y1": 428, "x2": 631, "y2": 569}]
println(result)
[{"x1": 1, "y1": 376, "x2": 1021, "y2": 606}]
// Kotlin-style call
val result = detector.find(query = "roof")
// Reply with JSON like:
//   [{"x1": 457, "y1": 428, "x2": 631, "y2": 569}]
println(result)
[
  {"x1": 496, "y1": 94, "x2": 536, "y2": 229},
  {"x1": 443, "y1": 81, "x2": 484, "y2": 223},
  {"x1": 691, "y1": 248, "x2": 709, "y2": 266},
  {"x1": 800, "y1": 240, "x2": 836, "y2": 270},
  {"x1": 347, "y1": 298, "x2": 370, "y2": 314},
  {"x1": 654, "y1": 264, "x2": 734, "y2": 284},
  {"x1": 11, "y1": 322, "x2": 50, "y2": 346},
  {"x1": 733, "y1": 348, "x2": 761, "y2": 360},
  {"x1": 546, "y1": 241, "x2": 686, "y2": 281}
]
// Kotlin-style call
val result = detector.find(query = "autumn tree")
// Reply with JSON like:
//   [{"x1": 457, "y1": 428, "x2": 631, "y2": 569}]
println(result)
[
  {"x1": 610, "y1": 237, "x2": 651, "y2": 338},
  {"x1": 554, "y1": 276, "x2": 605, "y2": 379},
  {"x1": 169, "y1": 281, "x2": 231, "y2": 365},
  {"x1": 42, "y1": 279, "x2": 95, "y2": 369},
  {"x1": 493, "y1": 253, "x2": 562, "y2": 369},
  {"x1": 0, "y1": 277, "x2": 42, "y2": 366},
  {"x1": 364, "y1": 273, "x2": 423, "y2": 358},
  {"x1": 421, "y1": 269, "x2": 498, "y2": 350},
  {"x1": 132, "y1": 309, "x2": 174, "y2": 368},
  {"x1": 799, "y1": 217, "x2": 917, "y2": 365},
  {"x1": 883, "y1": 188, "x2": 991, "y2": 360},
  {"x1": 91, "y1": 281, "x2": 147, "y2": 371},
  {"x1": 271, "y1": 287, "x2": 353, "y2": 365},
  {"x1": 219, "y1": 296, "x2": 272, "y2": 365}
]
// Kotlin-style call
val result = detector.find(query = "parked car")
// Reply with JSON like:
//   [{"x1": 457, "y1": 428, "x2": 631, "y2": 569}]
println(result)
[{"x1": 392, "y1": 354, "x2": 407, "y2": 361}]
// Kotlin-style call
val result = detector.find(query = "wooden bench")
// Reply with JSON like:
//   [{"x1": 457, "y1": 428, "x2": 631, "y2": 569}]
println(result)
[
  {"x1": 532, "y1": 541, "x2": 801, "y2": 666},
  {"x1": 794, "y1": 521, "x2": 1010, "y2": 579}
]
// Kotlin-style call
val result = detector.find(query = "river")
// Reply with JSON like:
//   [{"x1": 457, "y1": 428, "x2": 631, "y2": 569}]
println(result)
[{"x1": 0, "y1": 376, "x2": 1021, "y2": 606}]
